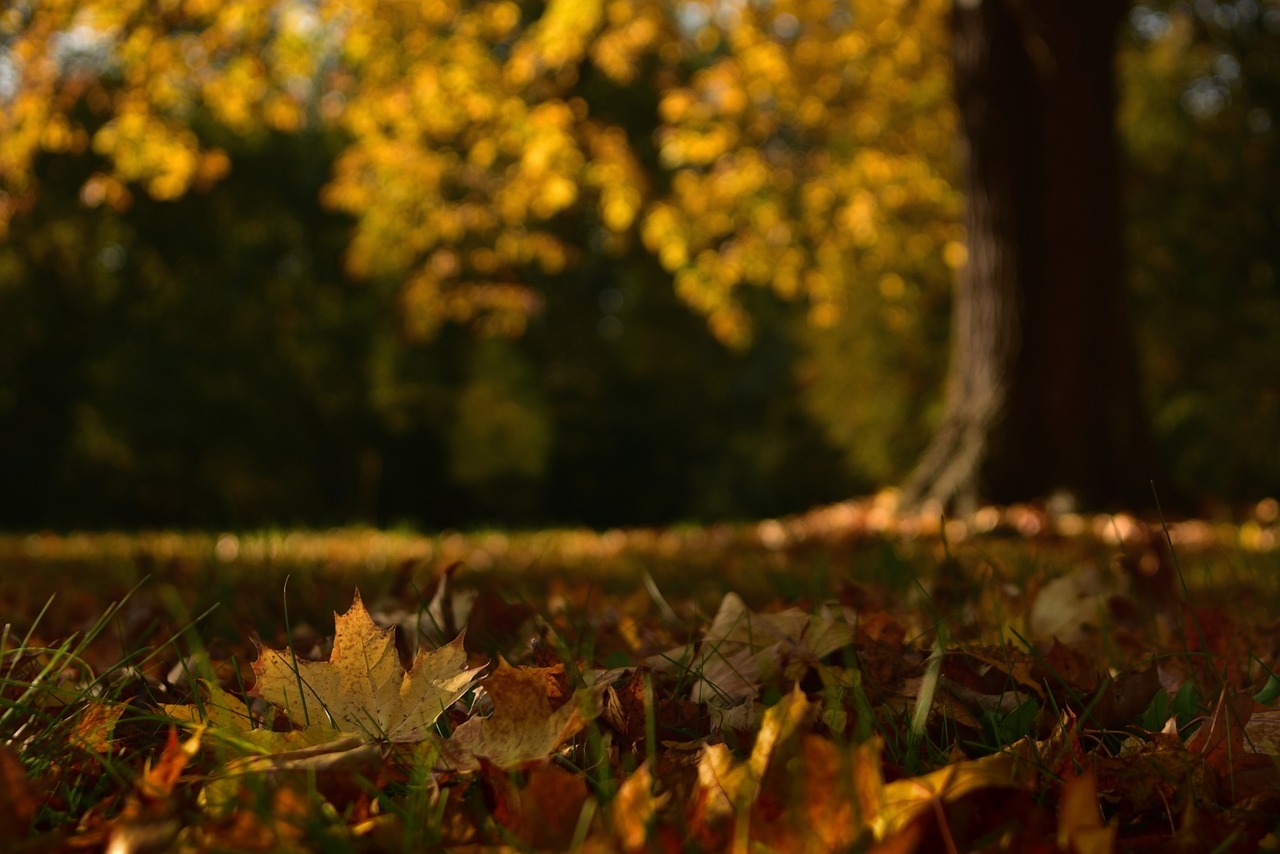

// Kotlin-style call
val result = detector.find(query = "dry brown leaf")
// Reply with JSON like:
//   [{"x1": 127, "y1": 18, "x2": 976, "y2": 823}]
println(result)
[
  {"x1": 1095, "y1": 732, "x2": 1212, "y2": 814},
  {"x1": 1185, "y1": 687, "x2": 1256, "y2": 772},
  {"x1": 0, "y1": 743, "x2": 37, "y2": 844},
  {"x1": 484, "y1": 760, "x2": 591, "y2": 850},
  {"x1": 251, "y1": 589, "x2": 483, "y2": 742},
  {"x1": 603, "y1": 666, "x2": 651, "y2": 748},
  {"x1": 438, "y1": 658, "x2": 604, "y2": 771}
]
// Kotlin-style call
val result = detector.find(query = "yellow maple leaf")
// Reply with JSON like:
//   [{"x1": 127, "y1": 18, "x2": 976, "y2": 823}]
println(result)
[
  {"x1": 69, "y1": 700, "x2": 125, "y2": 754},
  {"x1": 163, "y1": 680, "x2": 254, "y2": 731},
  {"x1": 875, "y1": 752, "x2": 1018, "y2": 840},
  {"x1": 250, "y1": 590, "x2": 483, "y2": 743},
  {"x1": 438, "y1": 658, "x2": 605, "y2": 771},
  {"x1": 162, "y1": 679, "x2": 348, "y2": 753},
  {"x1": 1057, "y1": 773, "x2": 1117, "y2": 854}
]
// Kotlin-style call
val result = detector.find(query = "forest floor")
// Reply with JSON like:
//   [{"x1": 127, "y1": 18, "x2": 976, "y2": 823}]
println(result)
[{"x1": 2, "y1": 494, "x2": 1279, "y2": 851}]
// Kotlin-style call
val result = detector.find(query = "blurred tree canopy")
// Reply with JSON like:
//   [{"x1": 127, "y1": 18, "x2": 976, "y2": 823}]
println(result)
[{"x1": 0, "y1": 0, "x2": 1277, "y2": 528}]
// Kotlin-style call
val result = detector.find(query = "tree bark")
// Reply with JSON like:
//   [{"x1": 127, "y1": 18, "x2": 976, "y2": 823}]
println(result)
[{"x1": 902, "y1": 0, "x2": 1157, "y2": 513}]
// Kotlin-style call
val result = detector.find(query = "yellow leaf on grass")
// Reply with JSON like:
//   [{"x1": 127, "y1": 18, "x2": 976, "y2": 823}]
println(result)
[
  {"x1": 198, "y1": 735, "x2": 381, "y2": 817},
  {"x1": 163, "y1": 680, "x2": 348, "y2": 753},
  {"x1": 163, "y1": 680, "x2": 254, "y2": 730},
  {"x1": 251, "y1": 590, "x2": 483, "y2": 743},
  {"x1": 693, "y1": 686, "x2": 813, "y2": 824},
  {"x1": 610, "y1": 761, "x2": 669, "y2": 852},
  {"x1": 70, "y1": 700, "x2": 125, "y2": 754},
  {"x1": 1057, "y1": 773, "x2": 1116, "y2": 854},
  {"x1": 438, "y1": 658, "x2": 604, "y2": 771},
  {"x1": 875, "y1": 752, "x2": 1018, "y2": 840}
]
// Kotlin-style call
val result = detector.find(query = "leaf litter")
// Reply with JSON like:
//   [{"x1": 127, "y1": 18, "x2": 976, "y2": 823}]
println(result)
[{"x1": 2, "y1": 506, "x2": 1280, "y2": 851}]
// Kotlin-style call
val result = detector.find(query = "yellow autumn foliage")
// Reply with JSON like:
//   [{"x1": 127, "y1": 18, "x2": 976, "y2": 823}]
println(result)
[{"x1": 1, "y1": 0, "x2": 960, "y2": 343}]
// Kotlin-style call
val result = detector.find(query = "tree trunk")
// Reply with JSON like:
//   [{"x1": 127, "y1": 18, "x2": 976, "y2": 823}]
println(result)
[{"x1": 902, "y1": 0, "x2": 1157, "y2": 513}]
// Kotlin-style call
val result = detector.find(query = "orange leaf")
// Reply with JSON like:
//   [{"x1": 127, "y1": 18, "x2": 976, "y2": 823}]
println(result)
[
  {"x1": 1186, "y1": 686, "x2": 1256, "y2": 775},
  {"x1": 0, "y1": 743, "x2": 37, "y2": 843}
]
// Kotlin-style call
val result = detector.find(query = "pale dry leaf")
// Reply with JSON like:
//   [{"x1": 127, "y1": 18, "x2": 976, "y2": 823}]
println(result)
[
  {"x1": 1245, "y1": 708, "x2": 1280, "y2": 755},
  {"x1": 704, "y1": 592, "x2": 853, "y2": 658},
  {"x1": 1027, "y1": 566, "x2": 1122, "y2": 643},
  {"x1": 689, "y1": 593, "x2": 853, "y2": 707},
  {"x1": 251, "y1": 589, "x2": 483, "y2": 742}
]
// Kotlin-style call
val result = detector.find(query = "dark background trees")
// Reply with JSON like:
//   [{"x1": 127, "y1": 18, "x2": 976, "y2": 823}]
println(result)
[{"x1": 1, "y1": 0, "x2": 1278, "y2": 530}]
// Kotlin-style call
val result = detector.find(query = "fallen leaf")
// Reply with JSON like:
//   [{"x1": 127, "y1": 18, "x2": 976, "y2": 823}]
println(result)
[
  {"x1": 0, "y1": 743, "x2": 37, "y2": 843},
  {"x1": 786, "y1": 735, "x2": 884, "y2": 851},
  {"x1": 1244, "y1": 707, "x2": 1280, "y2": 755},
  {"x1": 1094, "y1": 732, "x2": 1212, "y2": 814},
  {"x1": 104, "y1": 727, "x2": 204, "y2": 854},
  {"x1": 1089, "y1": 666, "x2": 1161, "y2": 729},
  {"x1": 136, "y1": 727, "x2": 198, "y2": 802},
  {"x1": 1028, "y1": 566, "x2": 1122, "y2": 644},
  {"x1": 679, "y1": 593, "x2": 854, "y2": 709},
  {"x1": 438, "y1": 658, "x2": 604, "y2": 771},
  {"x1": 479, "y1": 759, "x2": 590, "y2": 850},
  {"x1": 70, "y1": 700, "x2": 125, "y2": 755},
  {"x1": 1005, "y1": 710, "x2": 1088, "y2": 787},
  {"x1": 689, "y1": 686, "x2": 814, "y2": 843},
  {"x1": 603, "y1": 666, "x2": 649, "y2": 748},
  {"x1": 163, "y1": 679, "x2": 352, "y2": 752},
  {"x1": 875, "y1": 752, "x2": 1018, "y2": 840},
  {"x1": 199, "y1": 735, "x2": 381, "y2": 816},
  {"x1": 251, "y1": 589, "x2": 483, "y2": 742},
  {"x1": 1186, "y1": 686, "x2": 1256, "y2": 774},
  {"x1": 1057, "y1": 772, "x2": 1116, "y2": 854},
  {"x1": 609, "y1": 761, "x2": 668, "y2": 852}
]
